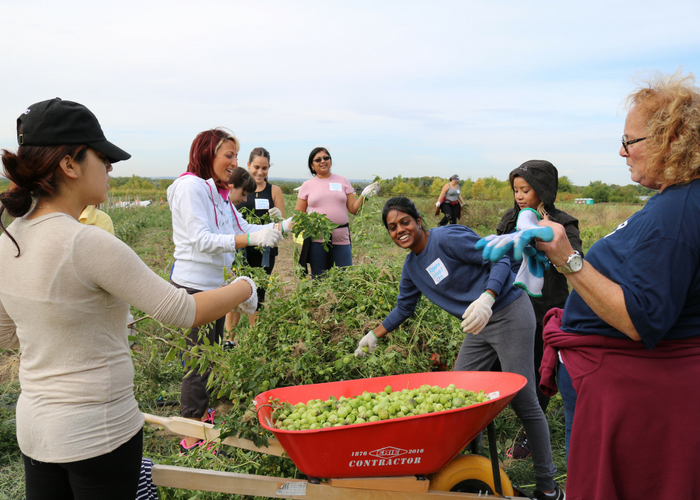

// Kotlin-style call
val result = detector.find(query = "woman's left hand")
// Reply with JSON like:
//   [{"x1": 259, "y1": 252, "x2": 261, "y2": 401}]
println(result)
[
  {"x1": 227, "y1": 276, "x2": 258, "y2": 315},
  {"x1": 461, "y1": 293, "x2": 495, "y2": 334}
]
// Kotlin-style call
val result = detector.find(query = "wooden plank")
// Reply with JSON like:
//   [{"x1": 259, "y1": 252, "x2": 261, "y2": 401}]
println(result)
[
  {"x1": 143, "y1": 413, "x2": 286, "y2": 457},
  {"x1": 327, "y1": 476, "x2": 429, "y2": 493},
  {"x1": 152, "y1": 465, "x2": 497, "y2": 500}
]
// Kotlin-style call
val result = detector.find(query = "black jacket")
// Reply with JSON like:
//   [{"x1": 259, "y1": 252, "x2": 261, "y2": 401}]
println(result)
[{"x1": 496, "y1": 160, "x2": 583, "y2": 324}]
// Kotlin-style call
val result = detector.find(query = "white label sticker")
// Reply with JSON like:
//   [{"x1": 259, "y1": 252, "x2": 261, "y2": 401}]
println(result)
[
  {"x1": 426, "y1": 258, "x2": 449, "y2": 285},
  {"x1": 255, "y1": 198, "x2": 270, "y2": 210},
  {"x1": 276, "y1": 482, "x2": 307, "y2": 496},
  {"x1": 329, "y1": 183, "x2": 342, "y2": 192}
]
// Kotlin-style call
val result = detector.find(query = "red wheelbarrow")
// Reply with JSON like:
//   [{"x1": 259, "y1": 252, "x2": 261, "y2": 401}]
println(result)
[{"x1": 144, "y1": 371, "x2": 528, "y2": 498}]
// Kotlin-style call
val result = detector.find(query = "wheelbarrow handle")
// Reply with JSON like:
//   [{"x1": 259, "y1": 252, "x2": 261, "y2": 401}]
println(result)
[{"x1": 142, "y1": 413, "x2": 286, "y2": 457}]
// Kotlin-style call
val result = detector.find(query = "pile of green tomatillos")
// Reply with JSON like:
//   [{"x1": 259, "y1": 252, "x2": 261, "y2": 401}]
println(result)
[{"x1": 270, "y1": 384, "x2": 490, "y2": 431}]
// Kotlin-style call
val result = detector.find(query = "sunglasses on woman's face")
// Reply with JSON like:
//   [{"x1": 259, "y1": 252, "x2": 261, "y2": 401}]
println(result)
[{"x1": 313, "y1": 155, "x2": 331, "y2": 163}]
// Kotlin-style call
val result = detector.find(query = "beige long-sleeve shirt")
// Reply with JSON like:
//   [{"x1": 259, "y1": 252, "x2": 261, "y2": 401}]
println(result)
[{"x1": 0, "y1": 213, "x2": 197, "y2": 462}]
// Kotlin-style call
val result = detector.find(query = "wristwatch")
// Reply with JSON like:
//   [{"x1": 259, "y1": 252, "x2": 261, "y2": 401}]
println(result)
[{"x1": 554, "y1": 251, "x2": 583, "y2": 274}]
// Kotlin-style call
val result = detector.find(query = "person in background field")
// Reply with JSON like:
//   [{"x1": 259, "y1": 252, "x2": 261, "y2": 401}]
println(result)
[
  {"x1": 494, "y1": 160, "x2": 582, "y2": 460},
  {"x1": 531, "y1": 71, "x2": 700, "y2": 499},
  {"x1": 166, "y1": 129, "x2": 288, "y2": 452},
  {"x1": 0, "y1": 99, "x2": 256, "y2": 500},
  {"x1": 295, "y1": 147, "x2": 379, "y2": 276},
  {"x1": 355, "y1": 196, "x2": 562, "y2": 500},
  {"x1": 226, "y1": 147, "x2": 285, "y2": 331},
  {"x1": 435, "y1": 174, "x2": 466, "y2": 226}
]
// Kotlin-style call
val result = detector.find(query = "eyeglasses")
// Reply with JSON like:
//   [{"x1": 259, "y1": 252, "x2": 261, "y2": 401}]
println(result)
[
  {"x1": 313, "y1": 155, "x2": 331, "y2": 163},
  {"x1": 621, "y1": 135, "x2": 649, "y2": 154}
]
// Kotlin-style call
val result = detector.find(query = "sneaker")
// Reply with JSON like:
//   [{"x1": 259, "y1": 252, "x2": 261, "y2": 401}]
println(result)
[
  {"x1": 203, "y1": 408, "x2": 215, "y2": 424},
  {"x1": 179, "y1": 438, "x2": 204, "y2": 454},
  {"x1": 533, "y1": 483, "x2": 565, "y2": 500},
  {"x1": 506, "y1": 437, "x2": 531, "y2": 459},
  {"x1": 179, "y1": 438, "x2": 228, "y2": 457}
]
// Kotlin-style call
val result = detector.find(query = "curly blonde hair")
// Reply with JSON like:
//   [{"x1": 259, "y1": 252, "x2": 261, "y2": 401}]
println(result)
[{"x1": 626, "y1": 69, "x2": 700, "y2": 186}]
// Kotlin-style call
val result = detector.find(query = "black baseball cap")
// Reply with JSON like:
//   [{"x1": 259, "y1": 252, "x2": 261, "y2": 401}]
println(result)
[{"x1": 17, "y1": 98, "x2": 131, "y2": 163}]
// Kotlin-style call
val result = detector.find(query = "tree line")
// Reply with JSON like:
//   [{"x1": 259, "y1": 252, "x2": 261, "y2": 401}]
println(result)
[{"x1": 0, "y1": 175, "x2": 657, "y2": 204}]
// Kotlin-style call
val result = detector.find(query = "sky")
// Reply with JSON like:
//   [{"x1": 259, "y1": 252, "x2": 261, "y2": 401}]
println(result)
[{"x1": 2, "y1": 0, "x2": 700, "y2": 186}]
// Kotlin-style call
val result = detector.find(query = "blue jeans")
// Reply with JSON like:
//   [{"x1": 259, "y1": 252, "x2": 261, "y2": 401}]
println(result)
[
  {"x1": 557, "y1": 359, "x2": 577, "y2": 464},
  {"x1": 308, "y1": 242, "x2": 352, "y2": 276}
]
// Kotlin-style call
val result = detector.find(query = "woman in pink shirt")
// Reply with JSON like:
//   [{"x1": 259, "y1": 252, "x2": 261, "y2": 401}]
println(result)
[{"x1": 295, "y1": 147, "x2": 368, "y2": 276}]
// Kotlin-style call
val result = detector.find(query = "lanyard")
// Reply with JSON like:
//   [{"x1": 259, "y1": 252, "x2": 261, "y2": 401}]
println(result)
[{"x1": 205, "y1": 182, "x2": 220, "y2": 229}]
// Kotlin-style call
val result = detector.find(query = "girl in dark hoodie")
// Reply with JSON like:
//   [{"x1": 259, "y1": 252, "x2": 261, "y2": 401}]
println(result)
[{"x1": 496, "y1": 159, "x2": 582, "y2": 460}]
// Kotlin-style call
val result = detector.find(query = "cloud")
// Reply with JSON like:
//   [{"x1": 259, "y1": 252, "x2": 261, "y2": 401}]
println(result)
[{"x1": 1, "y1": 0, "x2": 699, "y2": 186}]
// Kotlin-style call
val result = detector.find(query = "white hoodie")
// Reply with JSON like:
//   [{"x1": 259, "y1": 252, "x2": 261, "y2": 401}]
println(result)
[{"x1": 167, "y1": 174, "x2": 271, "y2": 290}]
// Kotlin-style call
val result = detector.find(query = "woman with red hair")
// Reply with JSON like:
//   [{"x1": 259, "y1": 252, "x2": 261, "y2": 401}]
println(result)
[{"x1": 166, "y1": 128, "x2": 286, "y2": 451}]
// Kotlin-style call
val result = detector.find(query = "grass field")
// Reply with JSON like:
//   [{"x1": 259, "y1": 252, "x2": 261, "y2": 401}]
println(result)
[{"x1": 0, "y1": 196, "x2": 642, "y2": 499}]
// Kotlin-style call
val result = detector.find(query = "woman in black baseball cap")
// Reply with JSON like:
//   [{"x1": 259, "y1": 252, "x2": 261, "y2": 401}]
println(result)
[{"x1": 0, "y1": 99, "x2": 258, "y2": 499}]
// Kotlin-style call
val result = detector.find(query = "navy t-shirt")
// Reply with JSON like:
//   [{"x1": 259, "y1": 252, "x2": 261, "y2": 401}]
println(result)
[
  {"x1": 382, "y1": 225, "x2": 521, "y2": 333},
  {"x1": 562, "y1": 179, "x2": 700, "y2": 350}
]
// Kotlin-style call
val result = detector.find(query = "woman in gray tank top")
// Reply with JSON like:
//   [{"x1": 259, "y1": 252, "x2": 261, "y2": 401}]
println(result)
[{"x1": 435, "y1": 174, "x2": 466, "y2": 226}]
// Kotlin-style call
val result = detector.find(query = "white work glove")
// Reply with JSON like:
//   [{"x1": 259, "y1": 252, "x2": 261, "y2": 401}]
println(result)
[
  {"x1": 361, "y1": 181, "x2": 380, "y2": 199},
  {"x1": 461, "y1": 293, "x2": 495, "y2": 334},
  {"x1": 281, "y1": 217, "x2": 294, "y2": 235},
  {"x1": 354, "y1": 331, "x2": 379, "y2": 357},
  {"x1": 268, "y1": 207, "x2": 283, "y2": 220},
  {"x1": 229, "y1": 276, "x2": 258, "y2": 315},
  {"x1": 435, "y1": 201, "x2": 441, "y2": 208},
  {"x1": 248, "y1": 226, "x2": 283, "y2": 247}
]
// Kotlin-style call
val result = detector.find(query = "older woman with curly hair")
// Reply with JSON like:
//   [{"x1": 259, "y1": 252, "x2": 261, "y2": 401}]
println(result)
[{"x1": 535, "y1": 70, "x2": 700, "y2": 499}]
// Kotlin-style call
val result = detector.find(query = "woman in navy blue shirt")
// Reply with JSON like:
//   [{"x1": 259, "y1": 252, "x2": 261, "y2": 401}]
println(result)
[{"x1": 536, "y1": 71, "x2": 700, "y2": 499}]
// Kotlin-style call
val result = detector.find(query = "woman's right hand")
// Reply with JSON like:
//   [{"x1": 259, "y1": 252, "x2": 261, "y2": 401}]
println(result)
[
  {"x1": 248, "y1": 227, "x2": 283, "y2": 247},
  {"x1": 354, "y1": 331, "x2": 379, "y2": 357}
]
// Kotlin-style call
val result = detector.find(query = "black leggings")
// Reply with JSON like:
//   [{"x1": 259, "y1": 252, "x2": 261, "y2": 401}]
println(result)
[
  {"x1": 23, "y1": 428, "x2": 143, "y2": 500},
  {"x1": 439, "y1": 202, "x2": 459, "y2": 226}
]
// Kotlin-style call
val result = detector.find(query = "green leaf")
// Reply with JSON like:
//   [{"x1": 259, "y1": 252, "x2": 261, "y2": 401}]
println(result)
[{"x1": 163, "y1": 347, "x2": 177, "y2": 363}]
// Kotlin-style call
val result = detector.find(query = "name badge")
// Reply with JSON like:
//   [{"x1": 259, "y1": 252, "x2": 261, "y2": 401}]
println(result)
[
  {"x1": 426, "y1": 258, "x2": 449, "y2": 285},
  {"x1": 255, "y1": 198, "x2": 270, "y2": 210},
  {"x1": 329, "y1": 183, "x2": 342, "y2": 192}
]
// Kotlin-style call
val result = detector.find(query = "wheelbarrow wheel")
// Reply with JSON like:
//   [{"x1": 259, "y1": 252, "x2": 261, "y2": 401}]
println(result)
[{"x1": 428, "y1": 455, "x2": 514, "y2": 496}]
